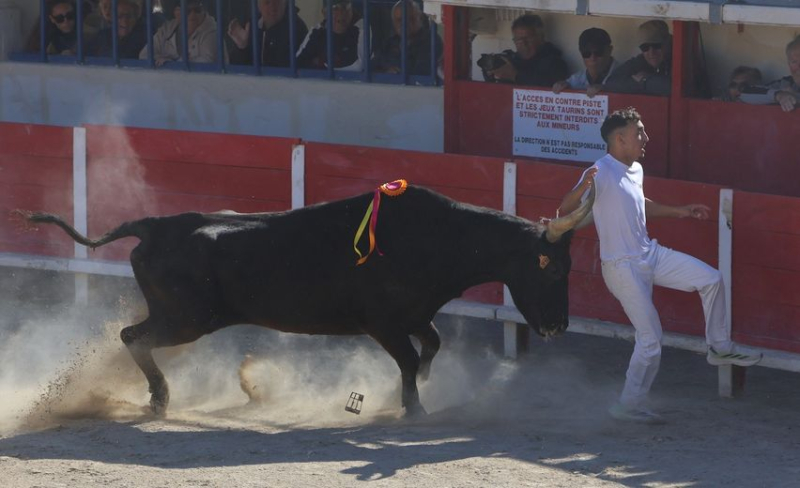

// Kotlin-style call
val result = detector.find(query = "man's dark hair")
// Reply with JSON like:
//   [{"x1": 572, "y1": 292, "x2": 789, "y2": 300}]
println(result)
[
  {"x1": 512, "y1": 14, "x2": 543, "y2": 32},
  {"x1": 600, "y1": 107, "x2": 641, "y2": 144}
]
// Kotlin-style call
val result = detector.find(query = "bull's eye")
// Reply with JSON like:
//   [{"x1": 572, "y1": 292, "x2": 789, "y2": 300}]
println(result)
[{"x1": 538, "y1": 254, "x2": 550, "y2": 269}]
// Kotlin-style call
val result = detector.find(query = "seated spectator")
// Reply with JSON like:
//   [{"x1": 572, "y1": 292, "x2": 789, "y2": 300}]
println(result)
[
  {"x1": 372, "y1": 0, "x2": 443, "y2": 76},
  {"x1": 764, "y1": 36, "x2": 800, "y2": 112},
  {"x1": 26, "y1": 0, "x2": 79, "y2": 55},
  {"x1": 140, "y1": 0, "x2": 218, "y2": 66},
  {"x1": 227, "y1": 0, "x2": 309, "y2": 67},
  {"x1": 478, "y1": 14, "x2": 568, "y2": 87},
  {"x1": 553, "y1": 27, "x2": 618, "y2": 97},
  {"x1": 605, "y1": 19, "x2": 672, "y2": 96},
  {"x1": 88, "y1": 0, "x2": 146, "y2": 58},
  {"x1": 719, "y1": 66, "x2": 762, "y2": 102},
  {"x1": 296, "y1": 0, "x2": 368, "y2": 71}
]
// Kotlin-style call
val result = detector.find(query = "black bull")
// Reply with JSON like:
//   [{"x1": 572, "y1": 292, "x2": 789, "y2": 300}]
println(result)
[{"x1": 22, "y1": 184, "x2": 593, "y2": 416}]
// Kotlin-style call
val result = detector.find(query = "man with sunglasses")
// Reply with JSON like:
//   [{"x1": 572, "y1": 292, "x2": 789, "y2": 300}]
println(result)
[
  {"x1": 605, "y1": 19, "x2": 672, "y2": 96},
  {"x1": 553, "y1": 27, "x2": 618, "y2": 98}
]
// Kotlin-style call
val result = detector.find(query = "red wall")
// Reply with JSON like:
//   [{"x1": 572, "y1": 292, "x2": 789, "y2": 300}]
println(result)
[
  {"x1": 1, "y1": 123, "x2": 798, "y2": 354},
  {"x1": 0, "y1": 123, "x2": 74, "y2": 257}
]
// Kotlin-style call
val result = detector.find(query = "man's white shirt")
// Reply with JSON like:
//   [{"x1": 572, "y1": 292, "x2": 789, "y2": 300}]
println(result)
[{"x1": 579, "y1": 153, "x2": 651, "y2": 261}]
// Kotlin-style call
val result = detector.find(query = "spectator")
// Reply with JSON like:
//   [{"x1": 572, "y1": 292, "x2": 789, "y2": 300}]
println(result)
[
  {"x1": 88, "y1": 0, "x2": 147, "y2": 58},
  {"x1": 227, "y1": 0, "x2": 309, "y2": 67},
  {"x1": 478, "y1": 14, "x2": 568, "y2": 87},
  {"x1": 372, "y1": 0, "x2": 443, "y2": 76},
  {"x1": 760, "y1": 36, "x2": 800, "y2": 112},
  {"x1": 605, "y1": 19, "x2": 672, "y2": 96},
  {"x1": 553, "y1": 27, "x2": 618, "y2": 98},
  {"x1": 719, "y1": 66, "x2": 762, "y2": 102},
  {"x1": 25, "y1": 0, "x2": 79, "y2": 55},
  {"x1": 296, "y1": 0, "x2": 368, "y2": 71},
  {"x1": 140, "y1": 0, "x2": 218, "y2": 66}
]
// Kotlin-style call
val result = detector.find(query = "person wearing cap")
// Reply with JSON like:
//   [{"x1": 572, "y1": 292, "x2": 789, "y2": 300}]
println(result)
[
  {"x1": 372, "y1": 0, "x2": 443, "y2": 77},
  {"x1": 295, "y1": 0, "x2": 369, "y2": 71},
  {"x1": 482, "y1": 14, "x2": 568, "y2": 87},
  {"x1": 605, "y1": 19, "x2": 672, "y2": 96},
  {"x1": 227, "y1": 0, "x2": 309, "y2": 68},
  {"x1": 140, "y1": 0, "x2": 218, "y2": 67},
  {"x1": 553, "y1": 27, "x2": 618, "y2": 98}
]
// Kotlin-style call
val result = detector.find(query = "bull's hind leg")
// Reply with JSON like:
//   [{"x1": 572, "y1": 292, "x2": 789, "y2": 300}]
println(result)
[
  {"x1": 120, "y1": 317, "x2": 207, "y2": 416},
  {"x1": 412, "y1": 321, "x2": 440, "y2": 382},
  {"x1": 369, "y1": 330, "x2": 425, "y2": 417}
]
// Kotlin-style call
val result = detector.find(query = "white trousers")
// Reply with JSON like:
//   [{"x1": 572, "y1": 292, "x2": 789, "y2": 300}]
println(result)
[{"x1": 601, "y1": 240, "x2": 732, "y2": 408}]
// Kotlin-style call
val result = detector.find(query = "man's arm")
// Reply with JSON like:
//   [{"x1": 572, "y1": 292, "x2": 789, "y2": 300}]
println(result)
[
  {"x1": 558, "y1": 167, "x2": 597, "y2": 216},
  {"x1": 645, "y1": 198, "x2": 710, "y2": 219}
]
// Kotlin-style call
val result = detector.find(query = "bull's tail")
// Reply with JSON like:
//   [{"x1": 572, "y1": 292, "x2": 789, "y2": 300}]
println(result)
[{"x1": 16, "y1": 210, "x2": 145, "y2": 249}]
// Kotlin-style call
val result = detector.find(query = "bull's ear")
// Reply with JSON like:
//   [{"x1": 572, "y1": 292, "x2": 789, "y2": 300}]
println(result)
[{"x1": 538, "y1": 254, "x2": 550, "y2": 269}]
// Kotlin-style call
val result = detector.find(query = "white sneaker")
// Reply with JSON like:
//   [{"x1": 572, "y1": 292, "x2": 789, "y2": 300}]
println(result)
[
  {"x1": 608, "y1": 403, "x2": 666, "y2": 425},
  {"x1": 707, "y1": 346, "x2": 763, "y2": 367}
]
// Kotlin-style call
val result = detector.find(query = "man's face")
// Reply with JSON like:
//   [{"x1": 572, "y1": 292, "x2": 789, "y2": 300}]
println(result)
[
  {"x1": 581, "y1": 43, "x2": 612, "y2": 73},
  {"x1": 392, "y1": 6, "x2": 422, "y2": 38},
  {"x1": 787, "y1": 46, "x2": 800, "y2": 85},
  {"x1": 175, "y1": 2, "x2": 206, "y2": 35},
  {"x1": 117, "y1": 3, "x2": 139, "y2": 38},
  {"x1": 618, "y1": 120, "x2": 649, "y2": 162},
  {"x1": 512, "y1": 27, "x2": 542, "y2": 60},
  {"x1": 99, "y1": 0, "x2": 112, "y2": 22},
  {"x1": 728, "y1": 72, "x2": 756, "y2": 100},
  {"x1": 259, "y1": 0, "x2": 286, "y2": 29},
  {"x1": 328, "y1": 2, "x2": 353, "y2": 35},
  {"x1": 640, "y1": 40, "x2": 669, "y2": 69},
  {"x1": 50, "y1": 2, "x2": 76, "y2": 34}
]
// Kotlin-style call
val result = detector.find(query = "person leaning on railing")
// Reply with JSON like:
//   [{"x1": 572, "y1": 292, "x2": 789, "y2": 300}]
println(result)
[
  {"x1": 25, "y1": 0, "x2": 79, "y2": 55},
  {"x1": 87, "y1": 0, "x2": 147, "y2": 58},
  {"x1": 739, "y1": 35, "x2": 800, "y2": 112},
  {"x1": 605, "y1": 20, "x2": 672, "y2": 96},
  {"x1": 296, "y1": 0, "x2": 369, "y2": 71},
  {"x1": 371, "y1": 0, "x2": 443, "y2": 77},
  {"x1": 227, "y1": 0, "x2": 309, "y2": 67},
  {"x1": 139, "y1": 0, "x2": 218, "y2": 66}
]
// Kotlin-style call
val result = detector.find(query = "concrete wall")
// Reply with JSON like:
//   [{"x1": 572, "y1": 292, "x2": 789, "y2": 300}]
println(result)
[{"x1": 0, "y1": 62, "x2": 445, "y2": 152}]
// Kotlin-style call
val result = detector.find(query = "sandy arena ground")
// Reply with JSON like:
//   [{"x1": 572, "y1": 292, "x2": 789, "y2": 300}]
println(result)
[{"x1": 1, "y1": 272, "x2": 799, "y2": 487}]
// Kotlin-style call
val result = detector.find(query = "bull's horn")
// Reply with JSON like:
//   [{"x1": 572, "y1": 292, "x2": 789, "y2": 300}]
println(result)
[{"x1": 546, "y1": 184, "x2": 595, "y2": 243}]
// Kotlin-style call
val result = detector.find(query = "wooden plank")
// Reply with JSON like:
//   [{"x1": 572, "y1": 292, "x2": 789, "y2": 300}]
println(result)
[{"x1": 0, "y1": 123, "x2": 73, "y2": 158}]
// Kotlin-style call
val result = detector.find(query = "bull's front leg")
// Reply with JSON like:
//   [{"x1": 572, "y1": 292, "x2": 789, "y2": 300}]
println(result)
[{"x1": 369, "y1": 331, "x2": 427, "y2": 417}]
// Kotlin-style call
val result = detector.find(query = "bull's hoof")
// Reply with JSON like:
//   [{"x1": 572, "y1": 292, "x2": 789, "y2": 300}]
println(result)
[
  {"x1": 404, "y1": 403, "x2": 428, "y2": 418},
  {"x1": 149, "y1": 384, "x2": 170, "y2": 417}
]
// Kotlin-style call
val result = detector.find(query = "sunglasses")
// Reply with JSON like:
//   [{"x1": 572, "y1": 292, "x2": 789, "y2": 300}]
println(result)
[
  {"x1": 639, "y1": 43, "x2": 663, "y2": 53},
  {"x1": 51, "y1": 11, "x2": 76, "y2": 23},
  {"x1": 581, "y1": 48, "x2": 606, "y2": 59},
  {"x1": 728, "y1": 81, "x2": 751, "y2": 91}
]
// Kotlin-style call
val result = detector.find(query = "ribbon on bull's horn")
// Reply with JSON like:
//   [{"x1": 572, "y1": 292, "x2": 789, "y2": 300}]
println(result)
[{"x1": 354, "y1": 179, "x2": 408, "y2": 265}]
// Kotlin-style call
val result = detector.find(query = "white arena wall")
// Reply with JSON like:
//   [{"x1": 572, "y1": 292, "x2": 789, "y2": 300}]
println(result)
[{"x1": 0, "y1": 62, "x2": 445, "y2": 153}]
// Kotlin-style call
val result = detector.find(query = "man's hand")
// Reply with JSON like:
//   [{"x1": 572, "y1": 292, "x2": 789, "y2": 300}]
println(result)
[
  {"x1": 586, "y1": 84, "x2": 603, "y2": 98},
  {"x1": 632, "y1": 71, "x2": 648, "y2": 83},
  {"x1": 775, "y1": 91, "x2": 798, "y2": 112},
  {"x1": 681, "y1": 204, "x2": 711, "y2": 220},
  {"x1": 227, "y1": 19, "x2": 251, "y2": 49},
  {"x1": 488, "y1": 57, "x2": 517, "y2": 82},
  {"x1": 579, "y1": 167, "x2": 598, "y2": 190},
  {"x1": 552, "y1": 80, "x2": 569, "y2": 93}
]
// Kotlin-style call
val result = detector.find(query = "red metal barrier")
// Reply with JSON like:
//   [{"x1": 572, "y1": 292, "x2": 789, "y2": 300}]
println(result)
[
  {"x1": 0, "y1": 123, "x2": 74, "y2": 257},
  {"x1": 450, "y1": 81, "x2": 671, "y2": 177},
  {"x1": 85, "y1": 125, "x2": 298, "y2": 260},
  {"x1": 732, "y1": 191, "x2": 800, "y2": 353}
]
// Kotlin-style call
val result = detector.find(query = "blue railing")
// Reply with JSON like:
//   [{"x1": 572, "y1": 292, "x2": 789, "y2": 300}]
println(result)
[{"x1": 11, "y1": 0, "x2": 442, "y2": 86}]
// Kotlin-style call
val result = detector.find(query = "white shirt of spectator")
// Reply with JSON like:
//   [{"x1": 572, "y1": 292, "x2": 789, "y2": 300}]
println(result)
[{"x1": 565, "y1": 58, "x2": 620, "y2": 90}]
